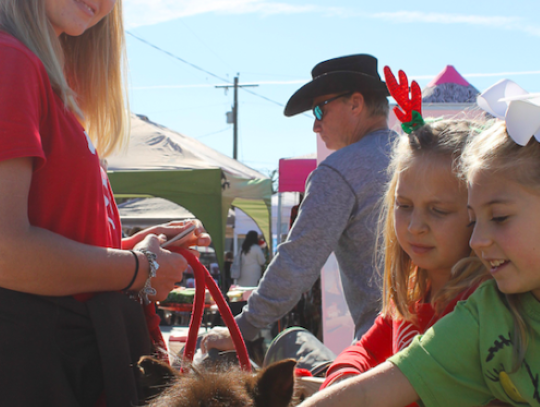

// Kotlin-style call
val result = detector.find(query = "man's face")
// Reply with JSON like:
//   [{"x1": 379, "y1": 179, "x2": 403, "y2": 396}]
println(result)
[{"x1": 312, "y1": 92, "x2": 355, "y2": 150}]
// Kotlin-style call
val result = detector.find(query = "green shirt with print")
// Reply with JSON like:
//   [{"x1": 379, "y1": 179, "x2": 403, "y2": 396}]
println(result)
[{"x1": 390, "y1": 280, "x2": 540, "y2": 406}]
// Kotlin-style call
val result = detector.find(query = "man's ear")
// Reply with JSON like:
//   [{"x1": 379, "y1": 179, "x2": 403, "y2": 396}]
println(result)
[{"x1": 349, "y1": 92, "x2": 365, "y2": 116}]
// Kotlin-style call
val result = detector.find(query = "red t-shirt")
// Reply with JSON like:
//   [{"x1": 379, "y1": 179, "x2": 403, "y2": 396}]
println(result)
[
  {"x1": 0, "y1": 31, "x2": 121, "y2": 251},
  {"x1": 0, "y1": 32, "x2": 166, "y2": 407},
  {"x1": 322, "y1": 285, "x2": 479, "y2": 406}
]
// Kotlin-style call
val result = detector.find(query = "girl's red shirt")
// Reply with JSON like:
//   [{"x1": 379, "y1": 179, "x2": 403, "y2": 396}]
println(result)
[{"x1": 322, "y1": 285, "x2": 479, "y2": 407}]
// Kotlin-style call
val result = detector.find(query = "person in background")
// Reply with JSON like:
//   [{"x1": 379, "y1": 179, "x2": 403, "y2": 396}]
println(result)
[
  {"x1": 289, "y1": 193, "x2": 304, "y2": 230},
  {"x1": 202, "y1": 54, "x2": 397, "y2": 353},
  {"x1": 234, "y1": 230, "x2": 266, "y2": 287},
  {"x1": 0, "y1": 1, "x2": 209, "y2": 405},
  {"x1": 223, "y1": 251, "x2": 235, "y2": 294}
]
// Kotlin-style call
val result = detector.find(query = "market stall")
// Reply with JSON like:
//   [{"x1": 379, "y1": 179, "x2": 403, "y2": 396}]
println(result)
[
  {"x1": 107, "y1": 114, "x2": 273, "y2": 272},
  {"x1": 159, "y1": 287, "x2": 215, "y2": 326},
  {"x1": 276, "y1": 154, "x2": 316, "y2": 243},
  {"x1": 158, "y1": 285, "x2": 256, "y2": 327}
]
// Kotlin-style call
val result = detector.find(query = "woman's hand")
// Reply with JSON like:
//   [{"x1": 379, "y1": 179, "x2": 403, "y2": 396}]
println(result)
[
  {"x1": 123, "y1": 220, "x2": 211, "y2": 250},
  {"x1": 132, "y1": 234, "x2": 188, "y2": 302}
]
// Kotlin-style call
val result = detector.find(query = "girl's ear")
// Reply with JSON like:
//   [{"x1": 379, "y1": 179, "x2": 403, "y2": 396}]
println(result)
[{"x1": 252, "y1": 359, "x2": 296, "y2": 407}]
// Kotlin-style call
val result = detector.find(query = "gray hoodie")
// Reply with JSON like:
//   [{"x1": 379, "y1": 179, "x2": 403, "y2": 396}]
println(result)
[{"x1": 236, "y1": 128, "x2": 397, "y2": 342}]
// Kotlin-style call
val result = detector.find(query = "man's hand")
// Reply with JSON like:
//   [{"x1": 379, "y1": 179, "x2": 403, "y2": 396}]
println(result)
[{"x1": 200, "y1": 327, "x2": 235, "y2": 353}]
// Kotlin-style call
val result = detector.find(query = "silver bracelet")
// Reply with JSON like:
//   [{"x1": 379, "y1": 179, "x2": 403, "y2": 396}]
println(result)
[{"x1": 136, "y1": 249, "x2": 159, "y2": 305}]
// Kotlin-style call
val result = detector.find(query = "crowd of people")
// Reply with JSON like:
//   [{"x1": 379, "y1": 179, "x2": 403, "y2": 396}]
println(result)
[
  {"x1": 200, "y1": 54, "x2": 540, "y2": 407},
  {"x1": 1, "y1": 1, "x2": 540, "y2": 406}
]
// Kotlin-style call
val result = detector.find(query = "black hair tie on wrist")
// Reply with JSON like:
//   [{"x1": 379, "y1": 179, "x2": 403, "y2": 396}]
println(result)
[{"x1": 123, "y1": 250, "x2": 139, "y2": 291}]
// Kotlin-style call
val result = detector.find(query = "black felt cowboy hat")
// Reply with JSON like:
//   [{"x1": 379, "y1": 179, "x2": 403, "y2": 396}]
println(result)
[{"x1": 284, "y1": 54, "x2": 389, "y2": 117}]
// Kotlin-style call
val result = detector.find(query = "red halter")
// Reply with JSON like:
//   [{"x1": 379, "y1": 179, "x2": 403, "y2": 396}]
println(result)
[{"x1": 177, "y1": 248, "x2": 251, "y2": 372}]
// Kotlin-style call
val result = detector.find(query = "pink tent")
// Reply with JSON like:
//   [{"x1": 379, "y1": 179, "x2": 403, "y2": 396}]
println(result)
[
  {"x1": 387, "y1": 65, "x2": 484, "y2": 132},
  {"x1": 275, "y1": 155, "x2": 316, "y2": 244},
  {"x1": 422, "y1": 65, "x2": 479, "y2": 103},
  {"x1": 278, "y1": 155, "x2": 317, "y2": 193}
]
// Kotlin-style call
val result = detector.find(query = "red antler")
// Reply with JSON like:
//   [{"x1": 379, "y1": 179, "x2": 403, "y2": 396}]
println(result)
[{"x1": 384, "y1": 66, "x2": 422, "y2": 124}]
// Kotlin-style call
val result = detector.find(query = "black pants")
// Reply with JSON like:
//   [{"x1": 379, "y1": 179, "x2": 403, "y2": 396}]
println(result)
[{"x1": 0, "y1": 288, "x2": 151, "y2": 406}]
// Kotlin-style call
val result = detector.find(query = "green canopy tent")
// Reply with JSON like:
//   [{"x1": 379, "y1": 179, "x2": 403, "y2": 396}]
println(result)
[{"x1": 106, "y1": 114, "x2": 273, "y2": 272}]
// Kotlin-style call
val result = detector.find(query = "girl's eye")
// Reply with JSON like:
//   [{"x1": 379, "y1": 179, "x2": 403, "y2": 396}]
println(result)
[
  {"x1": 492, "y1": 216, "x2": 508, "y2": 223},
  {"x1": 432, "y1": 207, "x2": 448, "y2": 215},
  {"x1": 395, "y1": 202, "x2": 410, "y2": 209},
  {"x1": 467, "y1": 220, "x2": 476, "y2": 228}
]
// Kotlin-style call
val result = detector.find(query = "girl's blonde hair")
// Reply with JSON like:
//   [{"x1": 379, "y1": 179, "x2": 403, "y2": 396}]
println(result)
[
  {"x1": 0, "y1": 0, "x2": 129, "y2": 157},
  {"x1": 460, "y1": 120, "x2": 540, "y2": 369},
  {"x1": 379, "y1": 119, "x2": 488, "y2": 322}
]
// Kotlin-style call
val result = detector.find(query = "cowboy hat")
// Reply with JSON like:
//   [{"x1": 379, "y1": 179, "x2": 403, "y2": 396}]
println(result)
[{"x1": 284, "y1": 54, "x2": 389, "y2": 117}]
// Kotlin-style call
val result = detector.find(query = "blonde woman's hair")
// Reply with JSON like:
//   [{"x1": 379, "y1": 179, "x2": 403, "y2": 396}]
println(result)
[
  {"x1": 0, "y1": 0, "x2": 129, "y2": 157},
  {"x1": 460, "y1": 119, "x2": 540, "y2": 370},
  {"x1": 379, "y1": 119, "x2": 488, "y2": 323}
]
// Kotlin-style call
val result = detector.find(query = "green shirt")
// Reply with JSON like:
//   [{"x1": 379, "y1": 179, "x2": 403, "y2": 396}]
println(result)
[{"x1": 390, "y1": 280, "x2": 540, "y2": 406}]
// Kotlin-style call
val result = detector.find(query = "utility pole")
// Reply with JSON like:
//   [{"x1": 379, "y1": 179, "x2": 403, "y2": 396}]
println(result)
[{"x1": 216, "y1": 74, "x2": 258, "y2": 160}]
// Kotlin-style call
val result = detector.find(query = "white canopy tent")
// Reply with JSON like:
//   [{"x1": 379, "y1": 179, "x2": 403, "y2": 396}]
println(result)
[{"x1": 107, "y1": 114, "x2": 273, "y2": 271}]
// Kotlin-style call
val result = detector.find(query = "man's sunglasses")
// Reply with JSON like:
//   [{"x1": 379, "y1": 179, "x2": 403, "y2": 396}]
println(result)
[{"x1": 313, "y1": 92, "x2": 353, "y2": 121}]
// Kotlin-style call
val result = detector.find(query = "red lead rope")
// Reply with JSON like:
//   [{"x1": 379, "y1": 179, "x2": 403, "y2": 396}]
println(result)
[{"x1": 177, "y1": 248, "x2": 252, "y2": 372}]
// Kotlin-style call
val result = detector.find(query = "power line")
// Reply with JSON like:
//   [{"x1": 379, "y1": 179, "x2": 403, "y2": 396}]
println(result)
[
  {"x1": 242, "y1": 86, "x2": 283, "y2": 108},
  {"x1": 126, "y1": 31, "x2": 287, "y2": 109},
  {"x1": 135, "y1": 102, "x2": 230, "y2": 115},
  {"x1": 178, "y1": 19, "x2": 232, "y2": 71},
  {"x1": 196, "y1": 126, "x2": 231, "y2": 139},
  {"x1": 127, "y1": 31, "x2": 230, "y2": 84}
]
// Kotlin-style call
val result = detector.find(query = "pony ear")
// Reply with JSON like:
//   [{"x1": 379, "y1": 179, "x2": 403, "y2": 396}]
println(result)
[
  {"x1": 253, "y1": 359, "x2": 297, "y2": 407},
  {"x1": 137, "y1": 355, "x2": 179, "y2": 402}
]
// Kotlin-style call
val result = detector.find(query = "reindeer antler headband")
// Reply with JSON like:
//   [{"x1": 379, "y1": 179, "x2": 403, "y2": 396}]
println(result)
[
  {"x1": 477, "y1": 79, "x2": 540, "y2": 146},
  {"x1": 384, "y1": 66, "x2": 425, "y2": 134}
]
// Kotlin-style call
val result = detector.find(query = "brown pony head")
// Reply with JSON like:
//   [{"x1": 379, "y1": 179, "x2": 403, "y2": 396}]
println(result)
[{"x1": 138, "y1": 355, "x2": 298, "y2": 407}]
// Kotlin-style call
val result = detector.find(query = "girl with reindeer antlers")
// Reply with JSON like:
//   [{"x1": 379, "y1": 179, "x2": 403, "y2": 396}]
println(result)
[
  {"x1": 298, "y1": 76, "x2": 540, "y2": 407},
  {"x1": 0, "y1": 1, "x2": 210, "y2": 406},
  {"x1": 319, "y1": 67, "x2": 489, "y2": 402}
]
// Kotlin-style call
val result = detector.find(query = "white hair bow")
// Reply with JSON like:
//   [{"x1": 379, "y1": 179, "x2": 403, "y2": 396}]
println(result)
[{"x1": 477, "y1": 79, "x2": 540, "y2": 146}]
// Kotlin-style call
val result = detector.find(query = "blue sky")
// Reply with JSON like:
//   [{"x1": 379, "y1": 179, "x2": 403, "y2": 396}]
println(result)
[{"x1": 123, "y1": 0, "x2": 540, "y2": 177}]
